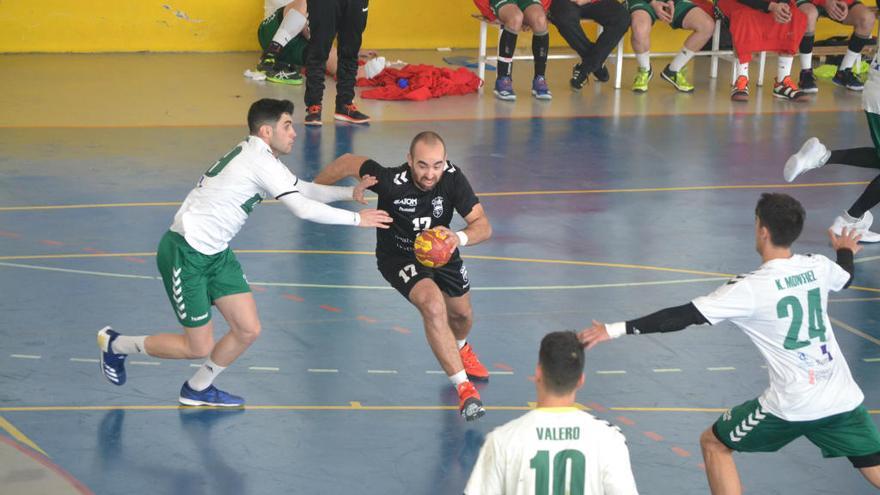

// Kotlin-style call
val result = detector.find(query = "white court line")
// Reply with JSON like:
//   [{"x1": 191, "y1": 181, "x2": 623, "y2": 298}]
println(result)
[
  {"x1": 707, "y1": 367, "x2": 736, "y2": 371},
  {"x1": 864, "y1": 358, "x2": 880, "y2": 363},
  {"x1": 855, "y1": 255, "x2": 880, "y2": 264},
  {"x1": 308, "y1": 368, "x2": 339, "y2": 373},
  {"x1": 190, "y1": 363, "x2": 201, "y2": 368},
  {"x1": 367, "y1": 370, "x2": 398, "y2": 374},
  {"x1": 596, "y1": 370, "x2": 627, "y2": 375},
  {"x1": 70, "y1": 358, "x2": 99, "y2": 363},
  {"x1": 490, "y1": 371, "x2": 514, "y2": 375},
  {"x1": 653, "y1": 368, "x2": 682, "y2": 373},
  {"x1": 249, "y1": 366, "x2": 279, "y2": 372},
  {"x1": 0, "y1": 262, "x2": 725, "y2": 292},
  {"x1": 129, "y1": 361, "x2": 160, "y2": 366},
  {"x1": 830, "y1": 317, "x2": 880, "y2": 347},
  {"x1": 426, "y1": 370, "x2": 445, "y2": 374},
  {"x1": 10, "y1": 354, "x2": 40, "y2": 359}
]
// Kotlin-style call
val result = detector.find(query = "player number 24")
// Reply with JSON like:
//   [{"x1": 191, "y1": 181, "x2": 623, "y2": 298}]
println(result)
[
  {"x1": 530, "y1": 449, "x2": 586, "y2": 495},
  {"x1": 776, "y1": 288, "x2": 827, "y2": 350}
]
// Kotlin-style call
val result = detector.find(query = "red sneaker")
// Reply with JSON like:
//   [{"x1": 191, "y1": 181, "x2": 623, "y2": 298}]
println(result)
[
  {"x1": 459, "y1": 343, "x2": 489, "y2": 381},
  {"x1": 457, "y1": 381, "x2": 486, "y2": 421},
  {"x1": 731, "y1": 75, "x2": 749, "y2": 102}
]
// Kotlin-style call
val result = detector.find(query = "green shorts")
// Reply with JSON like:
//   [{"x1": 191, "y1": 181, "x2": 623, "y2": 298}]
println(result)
[
  {"x1": 156, "y1": 231, "x2": 251, "y2": 328},
  {"x1": 258, "y1": 7, "x2": 309, "y2": 66},
  {"x1": 867, "y1": 111, "x2": 880, "y2": 160},
  {"x1": 795, "y1": 0, "x2": 862, "y2": 18},
  {"x1": 626, "y1": 0, "x2": 698, "y2": 29},
  {"x1": 490, "y1": 0, "x2": 543, "y2": 16},
  {"x1": 713, "y1": 398, "x2": 880, "y2": 466}
]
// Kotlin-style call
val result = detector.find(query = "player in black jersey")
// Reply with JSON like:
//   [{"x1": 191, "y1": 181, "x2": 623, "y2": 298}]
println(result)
[{"x1": 315, "y1": 131, "x2": 493, "y2": 421}]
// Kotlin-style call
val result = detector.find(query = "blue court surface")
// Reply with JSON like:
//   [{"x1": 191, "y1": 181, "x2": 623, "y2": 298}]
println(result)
[{"x1": 2, "y1": 108, "x2": 879, "y2": 494}]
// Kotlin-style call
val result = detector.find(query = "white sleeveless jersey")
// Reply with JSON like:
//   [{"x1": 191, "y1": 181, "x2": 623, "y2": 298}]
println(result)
[
  {"x1": 170, "y1": 136, "x2": 298, "y2": 255},
  {"x1": 465, "y1": 408, "x2": 638, "y2": 495},
  {"x1": 692, "y1": 254, "x2": 864, "y2": 421}
]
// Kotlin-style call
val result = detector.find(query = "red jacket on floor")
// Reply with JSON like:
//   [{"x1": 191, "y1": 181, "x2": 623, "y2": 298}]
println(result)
[{"x1": 356, "y1": 64, "x2": 482, "y2": 101}]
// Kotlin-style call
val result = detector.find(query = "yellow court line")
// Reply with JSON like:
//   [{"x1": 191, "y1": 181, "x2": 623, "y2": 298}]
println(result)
[
  {"x1": 0, "y1": 415, "x2": 49, "y2": 457},
  {"x1": 0, "y1": 181, "x2": 869, "y2": 212}
]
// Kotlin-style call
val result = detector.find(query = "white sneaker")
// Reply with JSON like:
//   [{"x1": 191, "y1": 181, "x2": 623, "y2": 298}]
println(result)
[
  {"x1": 830, "y1": 210, "x2": 880, "y2": 243},
  {"x1": 363, "y1": 56, "x2": 387, "y2": 79},
  {"x1": 784, "y1": 137, "x2": 831, "y2": 182}
]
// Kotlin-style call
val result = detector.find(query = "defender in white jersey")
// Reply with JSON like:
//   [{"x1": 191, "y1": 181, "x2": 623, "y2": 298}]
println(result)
[
  {"x1": 96, "y1": 99, "x2": 392, "y2": 407},
  {"x1": 465, "y1": 331, "x2": 638, "y2": 495},
  {"x1": 785, "y1": 52, "x2": 880, "y2": 242},
  {"x1": 579, "y1": 194, "x2": 880, "y2": 493}
]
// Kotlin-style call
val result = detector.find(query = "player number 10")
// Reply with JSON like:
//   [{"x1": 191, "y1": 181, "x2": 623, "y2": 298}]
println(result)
[{"x1": 529, "y1": 449, "x2": 586, "y2": 495}]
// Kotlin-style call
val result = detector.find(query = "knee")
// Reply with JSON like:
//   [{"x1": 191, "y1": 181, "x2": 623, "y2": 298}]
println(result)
[
  {"x1": 448, "y1": 307, "x2": 473, "y2": 327},
  {"x1": 504, "y1": 13, "x2": 524, "y2": 32},
  {"x1": 857, "y1": 12, "x2": 876, "y2": 34},
  {"x1": 631, "y1": 17, "x2": 651, "y2": 40},
  {"x1": 184, "y1": 336, "x2": 213, "y2": 360},
  {"x1": 700, "y1": 427, "x2": 727, "y2": 454},
  {"x1": 801, "y1": 6, "x2": 818, "y2": 24},
  {"x1": 233, "y1": 322, "x2": 262, "y2": 345},
  {"x1": 696, "y1": 15, "x2": 716, "y2": 35},
  {"x1": 417, "y1": 298, "x2": 447, "y2": 324},
  {"x1": 529, "y1": 13, "x2": 549, "y2": 32}
]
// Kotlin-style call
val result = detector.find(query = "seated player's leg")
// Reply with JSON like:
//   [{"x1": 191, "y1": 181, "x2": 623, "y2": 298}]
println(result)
[
  {"x1": 662, "y1": 3, "x2": 714, "y2": 92},
  {"x1": 796, "y1": 1, "x2": 819, "y2": 93},
  {"x1": 548, "y1": 0, "x2": 596, "y2": 89},
  {"x1": 628, "y1": 7, "x2": 655, "y2": 92},
  {"x1": 832, "y1": 2, "x2": 874, "y2": 91},
  {"x1": 257, "y1": 0, "x2": 307, "y2": 85},
  {"x1": 773, "y1": 49, "x2": 808, "y2": 102},
  {"x1": 523, "y1": 2, "x2": 552, "y2": 100},
  {"x1": 494, "y1": 3, "x2": 525, "y2": 101}
]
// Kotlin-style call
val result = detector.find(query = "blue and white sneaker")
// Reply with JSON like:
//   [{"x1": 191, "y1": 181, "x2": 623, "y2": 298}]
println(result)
[
  {"x1": 493, "y1": 76, "x2": 516, "y2": 101},
  {"x1": 179, "y1": 382, "x2": 245, "y2": 407},
  {"x1": 531, "y1": 76, "x2": 552, "y2": 100},
  {"x1": 97, "y1": 326, "x2": 127, "y2": 386}
]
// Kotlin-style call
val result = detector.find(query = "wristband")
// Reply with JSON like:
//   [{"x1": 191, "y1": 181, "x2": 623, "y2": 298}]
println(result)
[
  {"x1": 353, "y1": 212, "x2": 361, "y2": 226},
  {"x1": 606, "y1": 322, "x2": 627, "y2": 339},
  {"x1": 456, "y1": 231, "x2": 469, "y2": 247}
]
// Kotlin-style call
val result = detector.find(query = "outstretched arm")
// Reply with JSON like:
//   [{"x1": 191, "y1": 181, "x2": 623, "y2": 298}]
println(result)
[
  {"x1": 277, "y1": 192, "x2": 392, "y2": 228},
  {"x1": 579, "y1": 303, "x2": 709, "y2": 349},
  {"x1": 314, "y1": 153, "x2": 371, "y2": 185}
]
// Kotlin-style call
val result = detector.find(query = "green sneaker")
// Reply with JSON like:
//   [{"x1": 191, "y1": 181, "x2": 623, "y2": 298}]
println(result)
[
  {"x1": 266, "y1": 63, "x2": 303, "y2": 85},
  {"x1": 632, "y1": 67, "x2": 652, "y2": 93},
  {"x1": 661, "y1": 65, "x2": 694, "y2": 93},
  {"x1": 257, "y1": 52, "x2": 276, "y2": 73}
]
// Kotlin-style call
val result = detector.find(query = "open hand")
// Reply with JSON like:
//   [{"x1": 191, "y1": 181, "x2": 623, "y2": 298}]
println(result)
[
  {"x1": 357, "y1": 208, "x2": 393, "y2": 229},
  {"x1": 353, "y1": 174, "x2": 378, "y2": 204},
  {"x1": 829, "y1": 226, "x2": 862, "y2": 254},
  {"x1": 578, "y1": 320, "x2": 611, "y2": 349}
]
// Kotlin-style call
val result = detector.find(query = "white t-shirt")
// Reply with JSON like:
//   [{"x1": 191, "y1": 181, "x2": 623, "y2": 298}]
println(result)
[
  {"x1": 265, "y1": 0, "x2": 292, "y2": 19},
  {"x1": 170, "y1": 136, "x2": 299, "y2": 255},
  {"x1": 863, "y1": 52, "x2": 880, "y2": 115},
  {"x1": 465, "y1": 408, "x2": 638, "y2": 495},
  {"x1": 692, "y1": 254, "x2": 864, "y2": 421}
]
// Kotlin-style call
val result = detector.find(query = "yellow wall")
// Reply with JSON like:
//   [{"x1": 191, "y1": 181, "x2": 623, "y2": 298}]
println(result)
[{"x1": 0, "y1": 0, "x2": 868, "y2": 53}]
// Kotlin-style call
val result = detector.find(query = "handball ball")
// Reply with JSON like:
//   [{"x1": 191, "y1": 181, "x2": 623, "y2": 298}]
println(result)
[
  {"x1": 414, "y1": 228, "x2": 454, "y2": 268},
  {"x1": 397, "y1": 78, "x2": 409, "y2": 89}
]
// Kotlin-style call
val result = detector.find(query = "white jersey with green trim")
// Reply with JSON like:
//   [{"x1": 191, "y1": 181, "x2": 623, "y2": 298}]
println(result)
[
  {"x1": 691, "y1": 254, "x2": 864, "y2": 421},
  {"x1": 170, "y1": 136, "x2": 298, "y2": 255},
  {"x1": 464, "y1": 408, "x2": 638, "y2": 495},
  {"x1": 863, "y1": 52, "x2": 880, "y2": 114}
]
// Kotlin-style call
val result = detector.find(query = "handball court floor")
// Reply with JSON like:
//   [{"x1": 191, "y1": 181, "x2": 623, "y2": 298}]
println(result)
[{"x1": 1, "y1": 50, "x2": 879, "y2": 494}]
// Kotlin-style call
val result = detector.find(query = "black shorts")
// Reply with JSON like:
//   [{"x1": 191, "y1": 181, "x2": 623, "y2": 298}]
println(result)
[{"x1": 377, "y1": 254, "x2": 471, "y2": 300}]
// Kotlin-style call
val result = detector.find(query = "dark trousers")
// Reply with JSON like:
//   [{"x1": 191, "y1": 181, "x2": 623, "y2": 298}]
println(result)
[
  {"x1": 549, "y1": 0, "x2": 629, "y2": 73},
  {"x1": 304, "y1": 0, "x2": 369, "y2": 108}
]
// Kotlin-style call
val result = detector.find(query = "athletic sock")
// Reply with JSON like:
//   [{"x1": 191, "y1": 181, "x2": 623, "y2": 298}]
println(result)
[
  {"x1": 271, "y1": 9, "x2": 307, "y2": 47},
  {"x1": 532, "y1": 31, "x2": 549, "y2": 78},
  {"x1": 449, "y1": 369, "x2": 468, "y2": 387},
  {"x1": 112, "y1": 335, "x2": 147, "y2": 355},
  {"x1": 841, "y1": 35, "x2": 871, "y2": 70},
  {"x1": 636, "y1": 52, "x2": 651, "y2": 70},
  {"x1": 188, "y1": 358, "x2": 225, "y2": 391},
  {"x1": 456, "y1": 339, "x2": 467, "y2": 350},
  {"x1": 498, "y1": 28, "x2": 518, "y2": 78},
  {"x1": 738, "y1": 62, "x2": 749, "y2": 78},
  {"x1": 848, "y1": 175, "x2": 880, "y2": 218},
  {"x1": 777, "y1": 56, "x2": 793, "y2": 81},
  {"x1": 799, "y1": 33, "x2": 815, "y2": 70},
  {"x1": 669, "y1": 47, "x2": 695, "y2": 72}
]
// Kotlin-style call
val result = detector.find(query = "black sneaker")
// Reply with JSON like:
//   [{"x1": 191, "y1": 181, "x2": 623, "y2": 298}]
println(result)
[
  {"x1": 593, "y1": 65, "x2": 610, "y2": 83},
  {"x1": 257, "y1": 52, "x2": 276, "y2": 73},
  {"x1": 266, "y1": 63, "x2": 303, "y2": 85},
  {"x1": 305, "y1": 105, "x2": 322, "y2": 126},
  {"x1": 334, "y1": 103, "x2": 370, "y2": 124},
  {"x1": 832, "y1": 68, "x2": 864, "y2": 91},
  {"x1": 570, "y1": 63, "x2": 589, "y2": 90},
  {"x1": 799, "y1": 69, "x2": 818, "y2": 94}
]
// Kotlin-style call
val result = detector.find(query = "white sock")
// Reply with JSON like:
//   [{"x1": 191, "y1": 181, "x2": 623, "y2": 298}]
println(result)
[
  {"x1": 777, "y1": 56, "x2": 793, "y2": 81},
  {"x1": 449, "y1": 369, "x2": 468, "y2": 387},
  {"x1": 841, "y1": 50, "x2": 860, "y2": 70},
  {"x1": 456, "y1": 339, "x2": 467, "y2": 350},
  {"x1": 636, "y1": 52, "x2": 651, "y2": 70},
  {"x1": 112, "y1": 335, "x2": 147, "y2": 355},
  {"x1": 738, "y1": 62, "x2": 749, "y2": 78},
  {"x1": 188, "y1": 359, "x2": 225, "y2": 391},
  {"x1": 800, "y1": 52, "x2": 812, "y2": 70},
  {"x1": 271, "y1": 9, "x2": 307, "y2": 47},
  {"x1": 669, "y1": 47, "x2": 695, "y2": 72}
]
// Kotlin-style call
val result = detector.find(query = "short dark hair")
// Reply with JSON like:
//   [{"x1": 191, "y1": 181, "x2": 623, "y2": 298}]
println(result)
[
  {"x1": 755, "y1": 193, "x2": 805, "y2": 247},
  {"x1": 538, "y1": 331, "x2": 585, "y2": 395},
  {"x1": 409, "y1": 131, "x2": 446, "y2": 158},
  {"x1": 248, "y1": 99, "x2": 294, "y2": 134}
]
